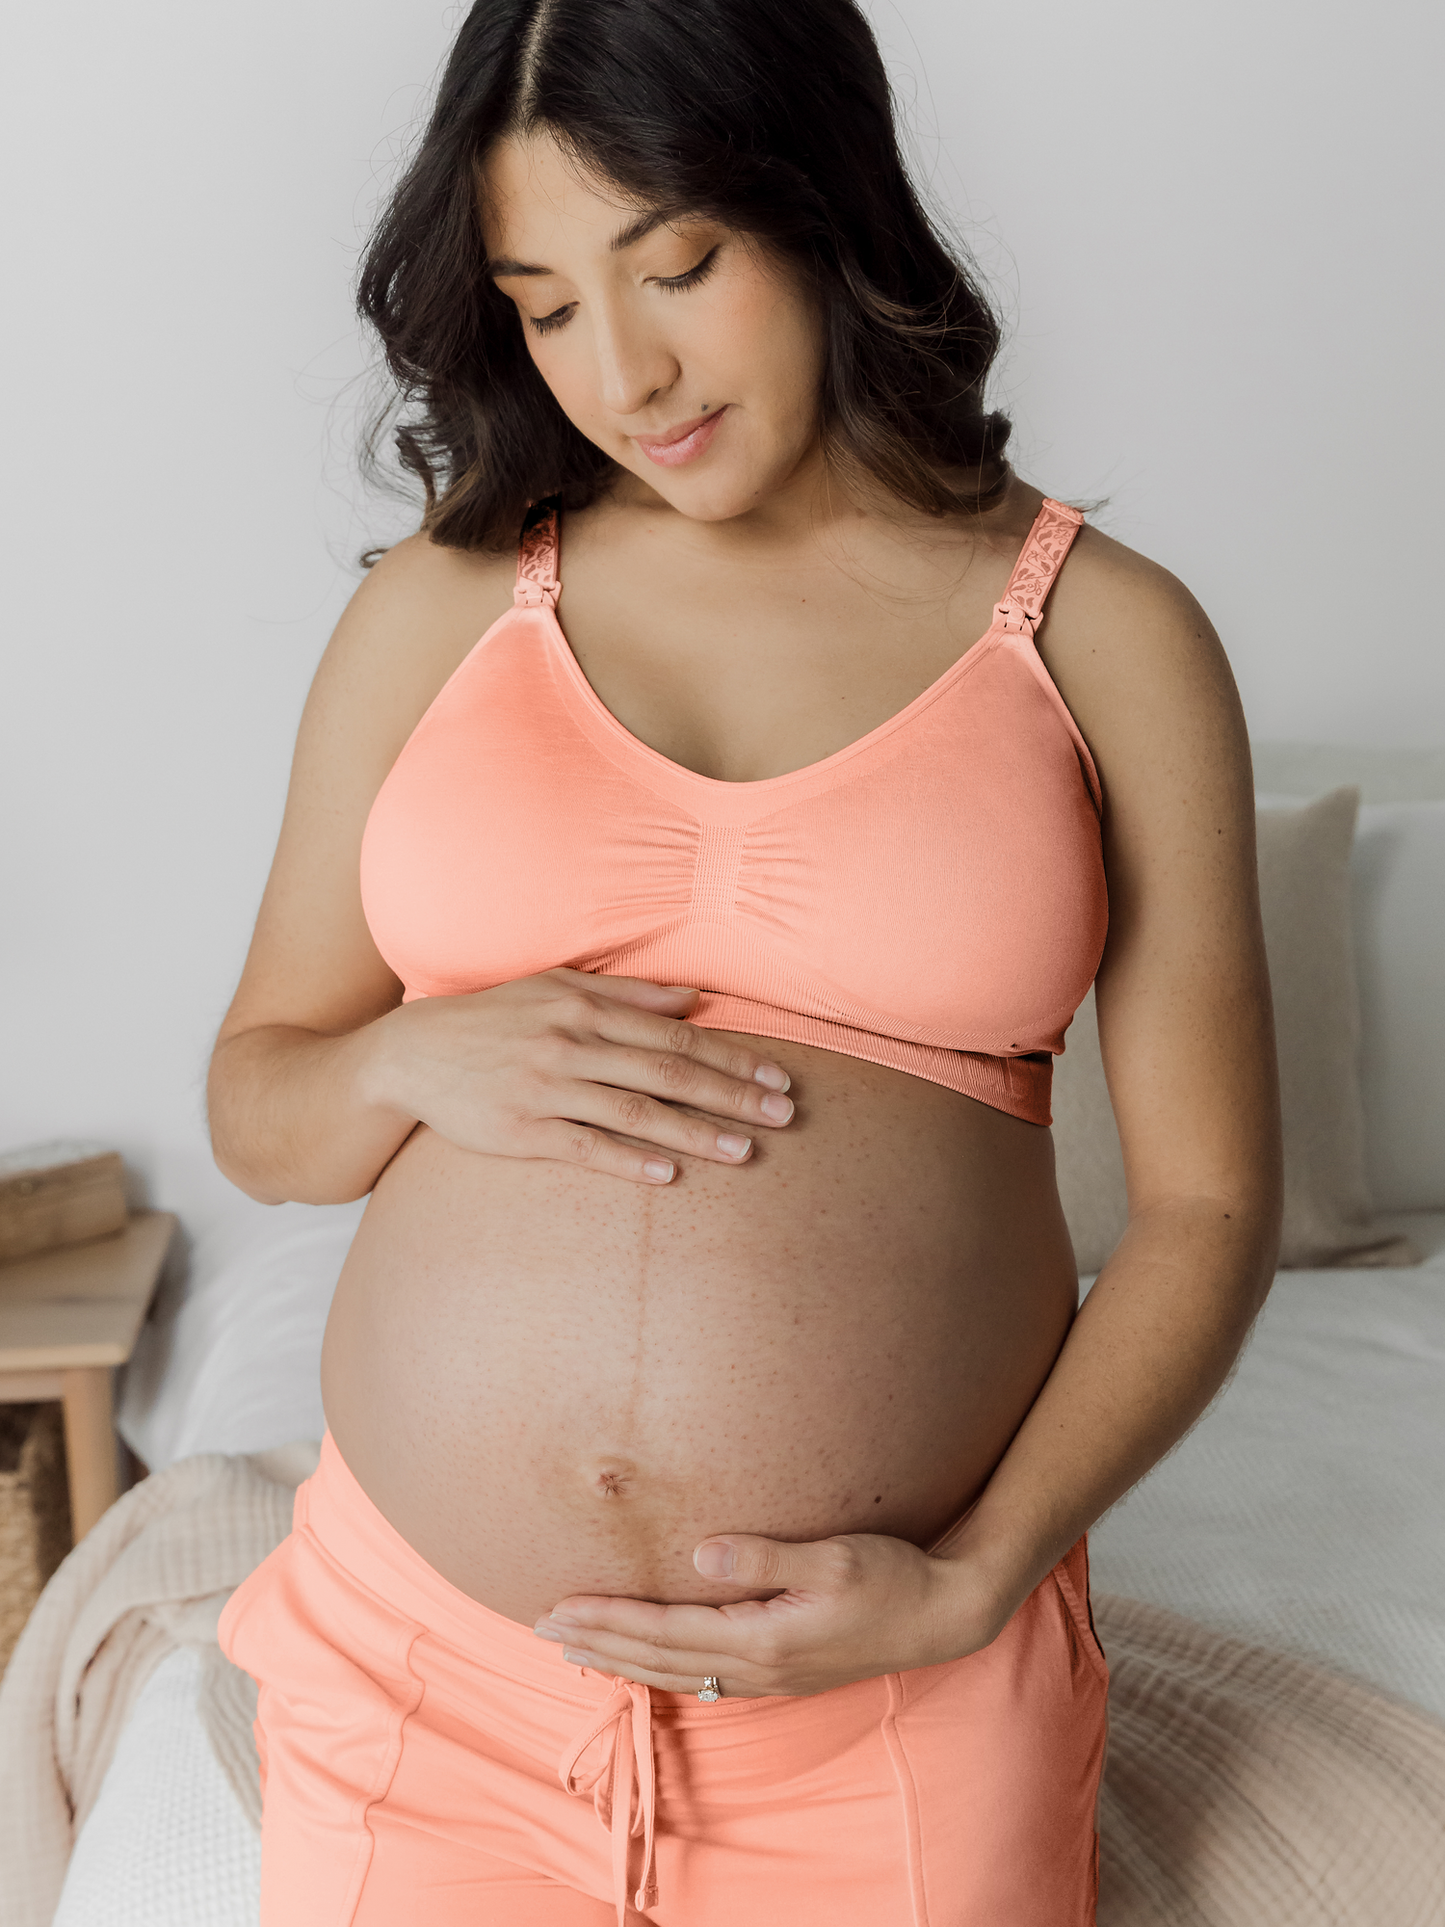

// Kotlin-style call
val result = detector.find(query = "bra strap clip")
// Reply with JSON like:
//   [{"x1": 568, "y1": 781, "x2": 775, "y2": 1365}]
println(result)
[
  {"x1": 993, "y1": 599, "x2": 1036, "y2": 637},
  {"x1": 515, "y1": 499, "x2": 562, "y2": 610},
  {"x1": 994, "y1": 498, "x2": 1085, "y2": 640}
]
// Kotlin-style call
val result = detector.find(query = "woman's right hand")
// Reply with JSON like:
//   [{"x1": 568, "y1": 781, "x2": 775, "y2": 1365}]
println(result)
[{"x1": 363, "y1": 968, "x2": 795, "y2": 1185}]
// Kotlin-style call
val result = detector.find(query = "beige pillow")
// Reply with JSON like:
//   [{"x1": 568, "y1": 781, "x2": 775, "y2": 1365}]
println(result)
[{"x1": 1053, "y1": 787, "x2": 1418, "y2": 1273}]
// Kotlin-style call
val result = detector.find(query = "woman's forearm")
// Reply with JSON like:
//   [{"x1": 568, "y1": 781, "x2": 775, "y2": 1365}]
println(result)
[
  {"x1": 932, "y1": 1192, "x2": 1280, "y2": 1627},
  {"x1": 206, "y1": 1017, "x2": 417, "y2": 1206}
]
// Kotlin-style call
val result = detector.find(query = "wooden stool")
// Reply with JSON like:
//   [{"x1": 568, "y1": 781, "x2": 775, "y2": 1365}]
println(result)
[{"x1": 0, "y1": 1213, "x2": 176, "y2": 1540}]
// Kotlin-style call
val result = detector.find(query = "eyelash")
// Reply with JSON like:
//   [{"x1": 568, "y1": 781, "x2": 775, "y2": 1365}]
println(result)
[{"x1": 527, "y1": 247, "x2": 721, "y2": 337}]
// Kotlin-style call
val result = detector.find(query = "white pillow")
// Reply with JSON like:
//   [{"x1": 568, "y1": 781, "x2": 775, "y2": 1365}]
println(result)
[
  {"x1": 116, "y1": 1198, "x2": 365, "y2": 1471},
  {"x1": 1351, "y1": 802, "x2": 1445, "y2": 1210},
  {"x1": 1257, "y1": 792, "x2": 1445, "y2": 1210},
  {"x1": 1054, "y1": 791, "x2": 1419, "y2": 1272}
]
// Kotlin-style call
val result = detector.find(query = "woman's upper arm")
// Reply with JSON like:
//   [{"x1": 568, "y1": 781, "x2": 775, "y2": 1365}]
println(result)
[
  {"x1": 1039, "y1": 531, "x2": 1282, "y2": 1221},
  {"x1": 216, "y1": 535, "x2": 515, "y2": 1044}
]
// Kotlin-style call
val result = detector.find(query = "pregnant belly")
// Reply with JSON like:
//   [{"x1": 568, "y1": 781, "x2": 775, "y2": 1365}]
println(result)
[{"x1": 320, "y1": 1034, "x2": 1078, "y2": 1628}]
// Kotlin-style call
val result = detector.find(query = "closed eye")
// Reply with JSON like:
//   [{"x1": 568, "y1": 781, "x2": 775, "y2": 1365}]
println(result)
[
  {"x1": 655, "y1": 245, "x2": 721, "y2": 296},
  {"x1": 526, "y1": 246, "x2": 722, "y2": 337}
]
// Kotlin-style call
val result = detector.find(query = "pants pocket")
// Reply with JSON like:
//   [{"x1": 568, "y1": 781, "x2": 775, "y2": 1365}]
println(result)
[
  {"x1": 1052, "y1": 1534, "x2": 1109, "y2": 1690},
  {"x1": 217, "y1": 1536, "x2": 287, "y2": 1667},
  {"x1": 221, "y1": 1525, "x2": 427, "y2": 1927}
]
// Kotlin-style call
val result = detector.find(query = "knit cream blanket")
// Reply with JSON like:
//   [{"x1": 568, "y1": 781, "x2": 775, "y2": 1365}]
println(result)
[{"x1": 1, "y1": 1448, "x2": 1441, "y2": 1926}]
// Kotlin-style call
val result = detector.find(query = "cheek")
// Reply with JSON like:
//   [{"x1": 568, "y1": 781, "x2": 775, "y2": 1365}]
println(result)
[
  {"x1": 527, "y1": 333, "x2": 607, "y2": 432},
  {"x1": 697, "y1": 281, "x2": 823, "y2": 422}
]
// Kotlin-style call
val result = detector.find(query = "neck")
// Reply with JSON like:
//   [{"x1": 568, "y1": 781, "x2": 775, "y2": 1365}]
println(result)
[{"x1": 607, "y1": 442, "x2": 1013, "y2": 570}]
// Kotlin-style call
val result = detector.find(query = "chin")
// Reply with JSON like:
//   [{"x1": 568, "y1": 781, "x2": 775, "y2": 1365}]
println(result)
[{"x1": 630, "y1": 462, "x2": 786, "y2": 525}]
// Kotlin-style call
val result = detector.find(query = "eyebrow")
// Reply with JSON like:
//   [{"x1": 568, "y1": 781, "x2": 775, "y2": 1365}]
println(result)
[{"x1": 486, "y1": 207, "x2": 683, "y2": 279}]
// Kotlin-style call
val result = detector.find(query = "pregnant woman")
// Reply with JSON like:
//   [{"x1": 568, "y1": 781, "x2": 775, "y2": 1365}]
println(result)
[{"x1": 210, "y1": 1, "x2": 1282, "y2": 1921}]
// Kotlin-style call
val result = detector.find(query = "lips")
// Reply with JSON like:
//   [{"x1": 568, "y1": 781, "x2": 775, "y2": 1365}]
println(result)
[{"x1": 633, "y1": 405, "x2": 728, "y2": 468}]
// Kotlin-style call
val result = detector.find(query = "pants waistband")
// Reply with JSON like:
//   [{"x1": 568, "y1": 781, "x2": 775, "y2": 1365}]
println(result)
[
  {"x1": 297, "y1": 1430, "x2": 726, "y2": 1923},
  {"x1": 297, "y1": 1431, "x2": 582, "y2": 1689}
]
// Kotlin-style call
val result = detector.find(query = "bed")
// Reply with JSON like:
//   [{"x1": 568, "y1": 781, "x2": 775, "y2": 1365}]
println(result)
[{"x1": 38, "y1": 744, "x2": 1445, "y2": 1922}]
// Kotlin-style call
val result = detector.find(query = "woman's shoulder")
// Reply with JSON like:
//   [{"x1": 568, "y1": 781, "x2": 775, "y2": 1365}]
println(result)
[
  {"x1": 1056, "y1": 517, "x2": 1205, "y2": 635},
  {"x1": 351, "y1": 529, "x2": 517, "y2": 657},
  {"x1": 969, "y1": 477, "x2": 1206, "y2": 652},
  {"x1": 307, "y1": 530, "x2": 519, "y2": 748},
  {"x1": 1041, "y1": 506, "x2": 1227, "y2": 691},
  {"x1": 1031, "y1": 501, "x2": 1249, "y2": 796}
]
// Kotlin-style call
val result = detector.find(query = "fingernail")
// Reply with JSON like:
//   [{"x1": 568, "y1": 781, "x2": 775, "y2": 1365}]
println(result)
[
  {"x1": 694, "y1": 1540, "x2": 736, "y2": 1579},
  {"x1": 643, "y1": 1160, "x2": 675, "y2": 1182},
  {"x1": 754, "y1": 1065, "x2": 791, "y2": 1092},
  {"x1": 716, "y1": 1134, "x2": 751, "y2": 1160},
  {"x1": 663, "y1": 986, "x2": 699, "y2": 995},
  {"x1": 533, "y1": 1623, "x2": 563, "y2": 1641},
  {"x1": 547, "y1": 1613, "x2": 580, "y2": 1628},
  {"x1": 563, "y1": 1649, "x2": 589, "y2": 1666},
  {"x1": 760, "y1": 1093, "x2": 794, "y2": 1122}
]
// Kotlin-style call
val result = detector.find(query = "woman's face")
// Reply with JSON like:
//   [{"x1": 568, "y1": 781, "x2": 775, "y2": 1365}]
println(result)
[{"x1": 480, "y1": 131, "x2": 827, "y2": 523}]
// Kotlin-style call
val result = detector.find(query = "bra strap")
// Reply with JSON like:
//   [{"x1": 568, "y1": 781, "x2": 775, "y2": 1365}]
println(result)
[
  {"x1": 515, "y1": 496, "x2": 562, "y2": 609},
  {"x1": 993, "y1": 497, "x2": 1084, "y2": 636}
]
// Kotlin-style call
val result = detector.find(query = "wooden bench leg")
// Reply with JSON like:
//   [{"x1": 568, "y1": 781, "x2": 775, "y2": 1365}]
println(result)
[{"x1": 61, "y1": 1366, "x2": 118, "y2": 1542}]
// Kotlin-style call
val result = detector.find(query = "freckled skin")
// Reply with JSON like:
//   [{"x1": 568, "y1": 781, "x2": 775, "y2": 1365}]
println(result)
[{"x1": 321, "y1": 1031, "x2": 1078, "y2": 1627}]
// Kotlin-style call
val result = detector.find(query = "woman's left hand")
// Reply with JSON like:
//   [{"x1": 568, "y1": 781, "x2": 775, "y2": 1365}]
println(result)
[{"x1": 533, "y1": 1532, "x2": 1011, "y2": 1698}]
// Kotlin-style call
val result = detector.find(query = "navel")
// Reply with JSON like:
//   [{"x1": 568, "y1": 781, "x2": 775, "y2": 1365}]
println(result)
[{"x1": 585, "y1": 1458, "x2": 641, "y2": 1499}]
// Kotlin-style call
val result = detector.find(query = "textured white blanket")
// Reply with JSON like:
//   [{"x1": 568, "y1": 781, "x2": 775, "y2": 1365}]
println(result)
[
  {"x1": 1094, "y1": 1594, "x2": 1445, "y2": 1925},
  {"x1": 0, "y1": 1445, "x2": 315, "y2": 1927},
  {"x1": 51, "y1": 1649, "x2": 261, "y2": 1927}
]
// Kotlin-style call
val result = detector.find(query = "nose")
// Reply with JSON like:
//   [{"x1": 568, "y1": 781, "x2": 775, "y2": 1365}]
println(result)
[{"x1": 590, "y1": 299, "x2": 678, "y2": 420}]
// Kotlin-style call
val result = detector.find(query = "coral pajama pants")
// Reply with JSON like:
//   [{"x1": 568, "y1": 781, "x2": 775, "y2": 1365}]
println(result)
[{"x1": 218, "y1": 1432, "x2": 1108, "y2": 1925}]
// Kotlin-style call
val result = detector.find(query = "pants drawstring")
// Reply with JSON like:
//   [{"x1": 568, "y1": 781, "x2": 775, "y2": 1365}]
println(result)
[{"x1": 558, "y1": 1679, "x2": 659, "y2": 1923}]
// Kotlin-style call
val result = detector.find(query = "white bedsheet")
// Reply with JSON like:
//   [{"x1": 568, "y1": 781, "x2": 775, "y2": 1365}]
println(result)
[
  {"x1": 1087, "y1": 1211, "x2": 1445, "y2": 1719},
  {"x1": 75, "y1": 1206, "x2": 1445, "y2": 1927}
]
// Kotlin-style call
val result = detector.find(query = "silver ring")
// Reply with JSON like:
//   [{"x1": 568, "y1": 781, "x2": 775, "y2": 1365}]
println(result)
[{"x1": 698, "y1": 1675, "x2": 722, "y2": 1702}]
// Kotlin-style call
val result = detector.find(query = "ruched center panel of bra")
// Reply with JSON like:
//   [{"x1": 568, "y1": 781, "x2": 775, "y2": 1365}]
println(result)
[{"x1": 689, "y1": 822, "x2": 747, "y2": 920}]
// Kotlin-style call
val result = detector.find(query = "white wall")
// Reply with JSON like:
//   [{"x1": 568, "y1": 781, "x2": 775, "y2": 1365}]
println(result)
[
  {"x1": 870, "y1": 0, "x2": 1445, "y2": 743},
  {"x1": 3, "y1": 0, "x2": 1441, "y2": 1250}
]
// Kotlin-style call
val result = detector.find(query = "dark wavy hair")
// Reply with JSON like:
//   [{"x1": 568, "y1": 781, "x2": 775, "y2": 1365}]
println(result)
[{"x1": 357, "y1": 0, "x2": 1013, "y2": 555}]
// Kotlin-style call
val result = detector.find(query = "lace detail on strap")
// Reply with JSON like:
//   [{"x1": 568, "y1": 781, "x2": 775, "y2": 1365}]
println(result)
[
  {"x1": 994, "y1": 497, "x2": 1084, "y2": 636},
  {"x1": 515, "y1": 499, "x2": 561, "y2": 609}
]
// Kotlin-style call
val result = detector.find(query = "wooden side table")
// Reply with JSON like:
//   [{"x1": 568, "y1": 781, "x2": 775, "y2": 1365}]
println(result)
[{"x1": 0, "y1": 1212, "x2": 176, "y2": 1540}]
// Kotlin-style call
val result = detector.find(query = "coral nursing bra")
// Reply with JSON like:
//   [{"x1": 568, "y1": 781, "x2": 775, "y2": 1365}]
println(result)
[{"x1": 359, "y1": 495, "x2": 1107, "y2": 1126}]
